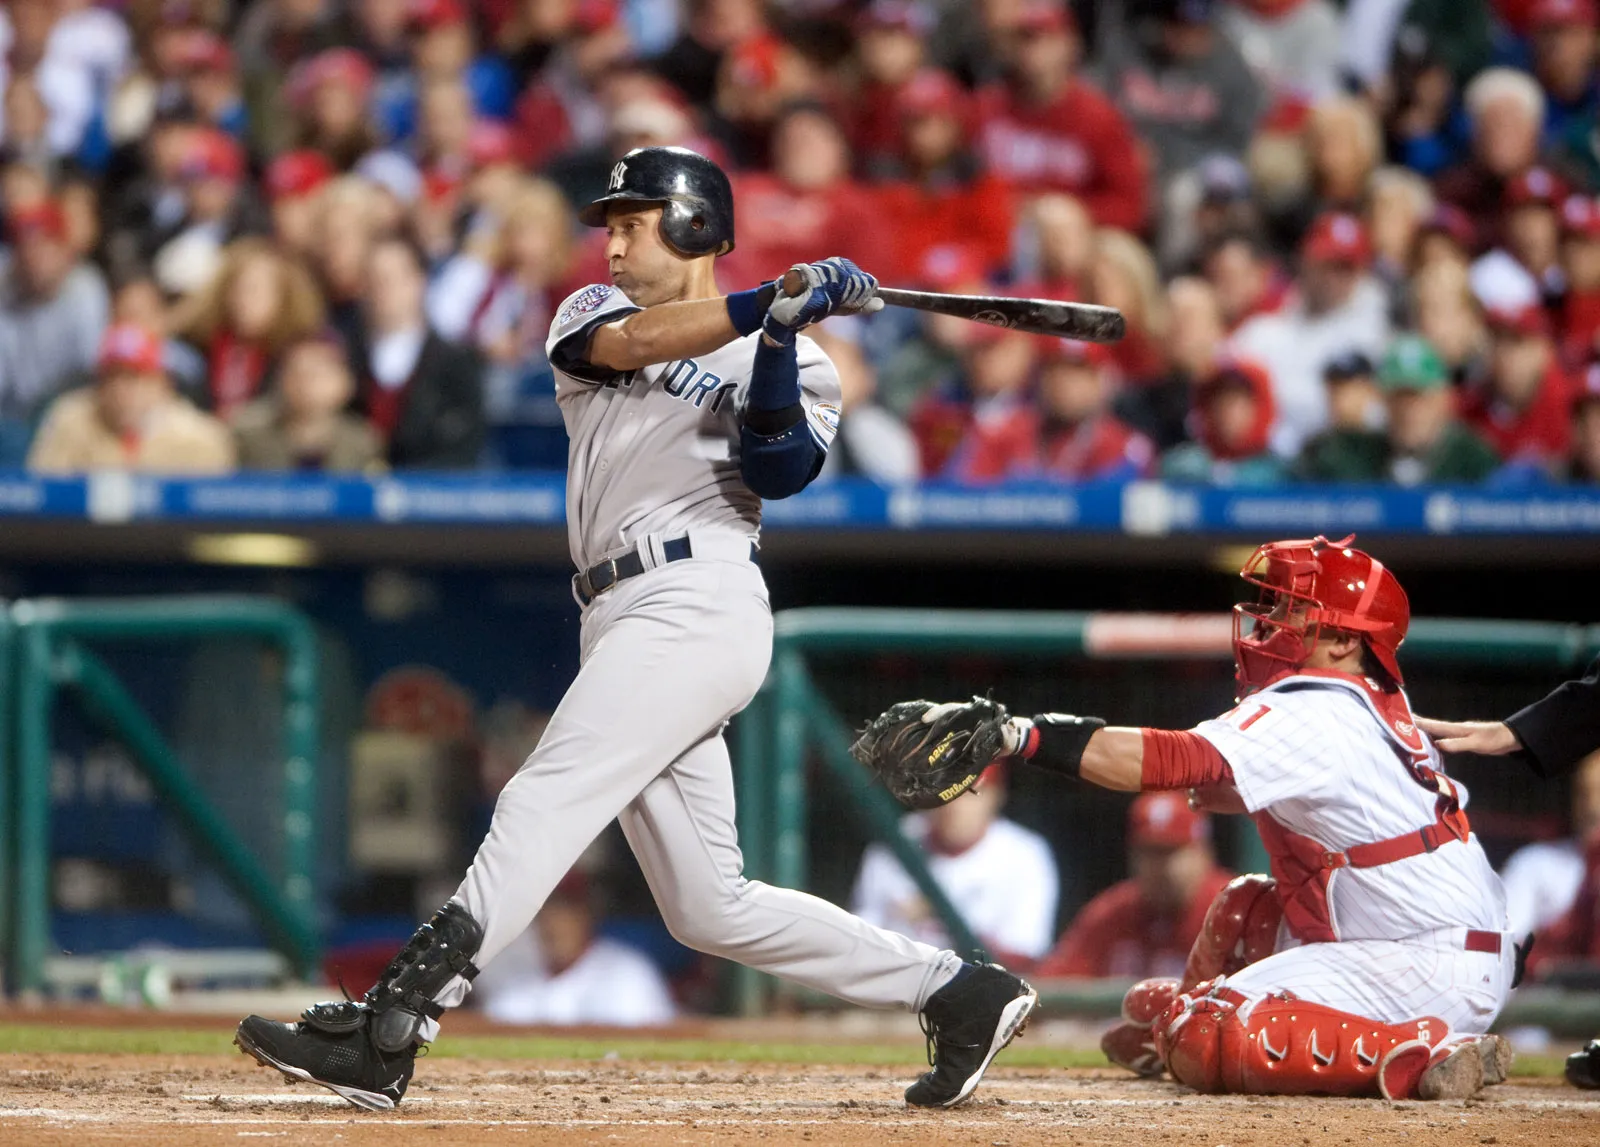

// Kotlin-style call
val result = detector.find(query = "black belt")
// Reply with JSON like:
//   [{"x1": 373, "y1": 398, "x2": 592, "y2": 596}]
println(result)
[{"x1": 574, "y1": 536, "x2": 756, "y2": 605}]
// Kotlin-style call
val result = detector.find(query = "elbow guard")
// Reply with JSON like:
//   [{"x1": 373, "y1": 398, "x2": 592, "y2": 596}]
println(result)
[{"x1": 740, "y1": 420, "x2": 823, "y2": 500}]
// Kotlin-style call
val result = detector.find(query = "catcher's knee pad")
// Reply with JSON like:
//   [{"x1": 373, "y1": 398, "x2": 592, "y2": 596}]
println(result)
[
  {"x1": 1181, "y1": 874, "x2": 1282, "y2": 990},
  {"x1": 1159, "y1": 986, "x2": 1445, "y2": 1097},
  {"x1": 1101, "y1": 977, "x2": 1180, "y2": 1077},
  {"x1": 1153, "y1": 981, "x2": 1242, "y2": 1092}
]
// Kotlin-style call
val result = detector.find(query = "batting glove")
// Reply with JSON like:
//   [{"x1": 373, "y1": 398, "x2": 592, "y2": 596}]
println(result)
[{"x1": 764, "y1": 258, "x2": 884, "y2": 343}]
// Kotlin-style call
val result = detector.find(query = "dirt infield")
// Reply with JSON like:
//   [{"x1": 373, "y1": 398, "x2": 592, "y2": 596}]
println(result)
[{"x1": 2, "y1": 1051, "x2": 1597, "y2": 1147}]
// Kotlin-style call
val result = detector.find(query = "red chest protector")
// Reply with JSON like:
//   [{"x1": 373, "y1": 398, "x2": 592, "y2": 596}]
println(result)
[{"x1": 1246, "y1": 671, "x2": 1471, "y2": 943}]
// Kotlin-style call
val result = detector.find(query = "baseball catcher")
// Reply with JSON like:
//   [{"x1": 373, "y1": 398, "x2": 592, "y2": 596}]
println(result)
[{"x1": 855, "y1": 535, "x2": 1516, "y2": 1101}]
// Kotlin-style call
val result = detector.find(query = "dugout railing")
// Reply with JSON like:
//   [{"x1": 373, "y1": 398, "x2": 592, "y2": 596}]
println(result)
[
  {"x1": 733, "y1": 609, "x2": 1600, "y2": 1025},
  {"x1": 0, "y1": 596, "x2": 322, "y2": 996}
]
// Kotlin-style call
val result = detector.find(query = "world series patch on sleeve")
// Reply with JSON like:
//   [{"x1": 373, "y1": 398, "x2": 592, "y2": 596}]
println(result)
[{"x1": 559, "y1": 284, "x2": 616, "y2": 325}]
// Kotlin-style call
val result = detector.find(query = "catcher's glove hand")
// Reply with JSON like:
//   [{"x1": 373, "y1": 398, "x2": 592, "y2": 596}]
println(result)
[{"x1": 850, "y1": 697, "x2": 1022, "y2": 810}]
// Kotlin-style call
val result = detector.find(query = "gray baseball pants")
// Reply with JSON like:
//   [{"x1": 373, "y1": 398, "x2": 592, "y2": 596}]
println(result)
[{"x1": 428, "y1": 537, "x2": 959, "y2": 1029}]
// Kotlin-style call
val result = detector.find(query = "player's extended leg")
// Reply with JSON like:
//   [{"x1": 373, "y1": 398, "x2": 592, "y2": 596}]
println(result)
[
  {"x1": 237, "y1": 560, "x2": 777, "y2": 1108},
  {"x1": 1101, "y1": 874, "x2": 1282, "y2": 1077},
  {"x1": 1155, "y1": 934, "x2": 1515, "y2": 1100},
  {"x1": 618, "y1": 730, "x2": 1035, "y2": 1108}
]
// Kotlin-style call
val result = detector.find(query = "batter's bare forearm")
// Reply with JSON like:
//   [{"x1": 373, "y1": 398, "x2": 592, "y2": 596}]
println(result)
[
  {"x1": 588, "y1": 297, "x2": 744, "y2": 371},
  {"x1": 1079, "y1": 727, "x2": 1144, "y2": 791}
]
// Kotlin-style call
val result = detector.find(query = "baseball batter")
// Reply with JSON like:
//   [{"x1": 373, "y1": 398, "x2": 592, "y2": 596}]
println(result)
[
  {"x1": 857, "y1": 535, "x2": 1515, "y2": 1101},
  {"x1": 235, "y1": 147, "x2": 1035, "y2": 1111}
]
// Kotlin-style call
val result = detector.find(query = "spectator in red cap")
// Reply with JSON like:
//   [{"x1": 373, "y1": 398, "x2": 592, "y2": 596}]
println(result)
[
  {"x1": 1036, "y1": 792, "x2": 1232, "y2": 979},
  {"x1": 470, "y1": 866, "x2": 677, "y2": 1027},
  {"x1": 26, "y1": 321, "x2": 234, "y2": 474},
  {"x1": 875, "y1": 69, "x2": 1016, "y2": 285},
  {"x1": 173, "y1": 238, "x2": 328, "y2": 422},
  {"x1": 916, "y1": 324, "x2": 1038, "y2": 478},
  {"x1": 148, "y1": 128, "x2": 256, "y2": 297},
  {"x1": 173, "y1": 29, "x2": 247, "y2": 138},
  {"x1": 723, "y1": 103, "x2": 891, "y2": 291},
  {"x1": 1414, "y1": 203, "x2": 1479, "y2": 271},
  {"x1": 1562, "y1": 195, "x2": 1600, "y2": 361},
  {"x1": 852, "y1": 763, "x2": 1060, "y2": 969},
  {"x1": 265, "y1": 151, "x2": 336, "y2": 257},
  {"x1": 948, "y1": 339, "x2": 1155, "y2": 483},
  {"x1": 851, "y1": 1, "x2": 935, "y2": 179},
  {"x1": 1161, "y1": 356, "x2": 1288, "y2": 485},
  {"x1": 1531, "y1": 0, "x2": 1600, "y2": 143},
  {"x1": 973, "y1": 1, "x2": 1149, "y2": 231},
  {"x1": 0, "y1": 200, "x2": 110, "y2": 462},
  {"x1": 1462, "y1": 302, "x2": 1576, "y2": 469},
  {"x1": 1096, "y1": 0, "x2": 1264, "y2": 189},
  {"x1": 1473, "y1": 165, "x2": 1571, "y2": 306},
  {"x1": 288, "y1": 48, "x2": 380, "y2": 169},
  {"x1": 1569, "y1": 362, "x2": 1600, "y2": 480},
  {"x1": 1231, "y1": 212, "x2": 1390, "y2": 455}
]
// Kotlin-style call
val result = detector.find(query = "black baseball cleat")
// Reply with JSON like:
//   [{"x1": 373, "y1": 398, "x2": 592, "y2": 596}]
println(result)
[
  {"x1": 1566, "y1": 1038, "x2": 1600, "y2": 1089},
  {"x1": 234, "y1": 899, "x2": 484, "y2": 1111},
  {"x1": 905, "y1": 962, "x2": 1037, "y2": 1108},
  {"x1": 236, "y1": 1002, "x2": 417, "y2": 1111}
]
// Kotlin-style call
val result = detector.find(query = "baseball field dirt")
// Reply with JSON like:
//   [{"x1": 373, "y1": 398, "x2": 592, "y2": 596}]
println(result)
[{"x1": 1, "y1": 1016, "x2": 1596, "y2": 1146}]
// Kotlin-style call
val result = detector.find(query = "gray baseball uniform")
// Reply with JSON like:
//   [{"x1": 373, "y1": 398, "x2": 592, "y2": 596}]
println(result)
[{"x1": 428, "y1": 283, "x2": 961, "y2": 1025}]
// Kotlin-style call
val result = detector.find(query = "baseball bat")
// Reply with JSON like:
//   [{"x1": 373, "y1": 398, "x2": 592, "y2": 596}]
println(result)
[{"x1": 779, "y1": 269, "x2": 1125, "y2": 344}]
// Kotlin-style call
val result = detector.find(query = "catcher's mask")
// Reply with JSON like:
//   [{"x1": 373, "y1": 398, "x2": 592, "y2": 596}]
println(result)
[{"x1": 1231, "y1": 534, "x2": 1410, "y2": 697}]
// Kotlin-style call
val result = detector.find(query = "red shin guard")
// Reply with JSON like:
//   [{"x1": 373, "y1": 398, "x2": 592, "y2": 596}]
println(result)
[
  {"x1": 1155, "y1": 986, "x2": 1445, "y2": 1096},
  {"x1": 1181, "y1": 874, "x2": 1283, "y2": 991}
]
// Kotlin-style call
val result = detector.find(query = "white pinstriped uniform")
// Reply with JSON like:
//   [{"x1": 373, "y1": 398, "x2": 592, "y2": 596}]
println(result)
[{"x1": 1193, "y1": 676, "x2": 1514, "y2": 1035}]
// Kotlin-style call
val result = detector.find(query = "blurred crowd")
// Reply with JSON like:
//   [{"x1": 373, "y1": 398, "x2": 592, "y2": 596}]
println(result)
[{"x1": 4, "y1": 0, "x2": 1600, "y2": 485}]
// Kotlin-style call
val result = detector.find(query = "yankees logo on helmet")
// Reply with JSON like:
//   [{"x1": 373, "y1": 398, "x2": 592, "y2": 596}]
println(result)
[{"x1": 609, "y1": 161, "x2": 627, "y2": 191}]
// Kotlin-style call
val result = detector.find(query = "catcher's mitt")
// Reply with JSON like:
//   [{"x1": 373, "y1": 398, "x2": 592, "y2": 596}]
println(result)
[{"x1": 850, "y1": 697, "x2": 1015, "y2": 810}]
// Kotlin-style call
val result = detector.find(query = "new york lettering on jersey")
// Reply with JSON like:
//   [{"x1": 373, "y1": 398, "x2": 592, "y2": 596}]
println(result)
[{"x1": 545, "y1": 283, "x2": 843, "y2": 569}]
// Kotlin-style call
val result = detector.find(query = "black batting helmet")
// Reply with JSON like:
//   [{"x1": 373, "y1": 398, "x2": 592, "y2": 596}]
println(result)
[{"x1": 578, "y1": 146, "x2": 735, "y2": 257}]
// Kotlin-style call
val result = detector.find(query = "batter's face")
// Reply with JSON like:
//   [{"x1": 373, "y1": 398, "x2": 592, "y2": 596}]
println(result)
[{"x1": 604, "y1": 204, "x2": 692, "y2": 306}]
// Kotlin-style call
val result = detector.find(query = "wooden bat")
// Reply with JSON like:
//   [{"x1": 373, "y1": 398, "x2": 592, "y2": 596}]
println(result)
[{"x1": 779, "y1": 269, "x2": 1125, "y2": 344}]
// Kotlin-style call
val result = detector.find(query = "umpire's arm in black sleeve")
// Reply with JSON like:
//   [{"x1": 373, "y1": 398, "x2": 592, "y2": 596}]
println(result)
[{"x1": 1506, "y1": 654, "x2": 1600, "y2": 778}]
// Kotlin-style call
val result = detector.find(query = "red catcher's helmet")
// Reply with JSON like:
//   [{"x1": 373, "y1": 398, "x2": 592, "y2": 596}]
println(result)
[{"x1": 1231, "y1": 534, "x2": 1410, "y2": 696}]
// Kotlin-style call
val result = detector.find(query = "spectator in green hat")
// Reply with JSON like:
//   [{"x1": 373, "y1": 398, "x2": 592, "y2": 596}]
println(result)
[{"x1": 1297, "y1": 334, "x2": 1500, "y2": 484}]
